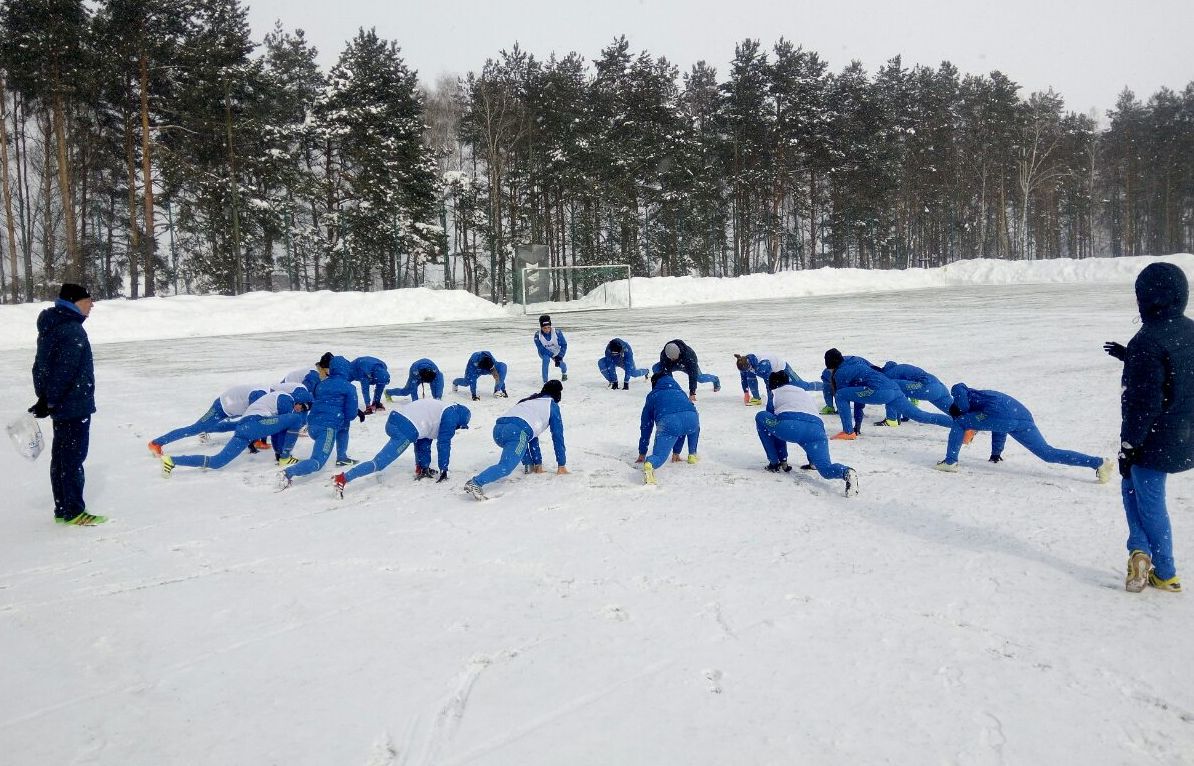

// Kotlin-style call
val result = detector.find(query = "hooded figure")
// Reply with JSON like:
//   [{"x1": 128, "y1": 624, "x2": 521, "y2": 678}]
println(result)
[
  {"x1": 534, "y1": 316, "x2": 569, "y2": 383},
  {"x1": 1109, "y1": 262, "x2": 1194, "y2": 592}
]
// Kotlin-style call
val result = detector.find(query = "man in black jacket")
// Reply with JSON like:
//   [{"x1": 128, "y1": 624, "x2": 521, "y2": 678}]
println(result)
[
  {"x1": 31, "y1": 283, "x2": 105, "y2": 526},
  {"x1": 1105, "y1": 262, "x2": 1194, "y2": 592}
]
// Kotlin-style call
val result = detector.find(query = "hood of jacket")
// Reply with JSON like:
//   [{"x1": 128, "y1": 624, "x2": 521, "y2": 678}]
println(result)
[
  {"x1": 328, "y1": 355, "x2": 351, "y2": 379},
  {"x1": 950, "y1": 382, "x2": 971, "y2": 412},
  {"x1": 652, "y1": 374, "x2": 683, "y2": 394},
  {"x1": 37, "y1": 301, "x2": 87, "y2": 334},
  {"x1": 1136, "y1": 262, "x2": 1189, "y2": 323}
]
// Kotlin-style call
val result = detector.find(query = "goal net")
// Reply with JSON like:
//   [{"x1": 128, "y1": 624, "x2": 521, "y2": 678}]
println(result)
[{"x1": 516, "y1": 264, "x2": 632, "y2": 314}]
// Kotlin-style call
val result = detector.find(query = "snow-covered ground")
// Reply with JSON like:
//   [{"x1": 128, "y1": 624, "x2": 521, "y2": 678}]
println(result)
[{"x1": 2, "y1": 256, "x2": 1193, "y2": 764}]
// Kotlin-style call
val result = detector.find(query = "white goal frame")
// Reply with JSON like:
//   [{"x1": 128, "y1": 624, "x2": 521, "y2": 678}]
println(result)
[{"x1": 518, "y1": 263, "x2": 632, "y2": 314}]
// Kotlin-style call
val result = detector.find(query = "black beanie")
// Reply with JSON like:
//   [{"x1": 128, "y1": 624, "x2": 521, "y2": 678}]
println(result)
[
  {"x1": 608, "y1": 339, "x2": 623, "y2": 354},
  {"x1": 824, "y1": 348, "x2": 844, "y2": 370},
  {"x1": 58, "y1": 283, "x2": 91, "y2": 303},
  {"x1": 317, "y1": 352, "x2": 334, "y2": 369},
  {"x1": 477, "y1": 354, "x2": 494, "y2": 371},
  {"x1": 768, "y1": 371, "x2": 789, "y2": 390},
  {"x1": 542, "y1": 379, "x2": 563, "y2": 402},
  {"x1": 538, "y1": 314, "x2": 552, "y2": 326},
  {"x1": 419, "y1": 366, "x2": 437, "y2": 383}
]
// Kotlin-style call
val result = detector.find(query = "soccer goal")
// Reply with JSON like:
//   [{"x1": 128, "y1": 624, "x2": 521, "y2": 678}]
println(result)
[{"x1": 516, "y1": 263, "x2": 632, "y2": 314}]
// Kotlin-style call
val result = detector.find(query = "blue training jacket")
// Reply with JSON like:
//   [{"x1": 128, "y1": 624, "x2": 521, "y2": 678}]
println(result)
[
  {"x1": 1121, "y1": 262, "x2": 1194, "y2": 473},
  {"x1": 832, "y1": 355, "x2": 894, "y2": 392},
  {"x1": 637, "y1": 375, "x2": 697, "y2": 455},
  {"x1": 33, "y1": 299, "x2": 96, "y2": 419},
  {"x1": 534, "y1": 329, "x2": 568, "y2": 359},
  {"x1": 880, "y1": 361, "x2": 945, "y2": 391},
  {"x1": 309, "y1": 356, "x2": 361, "y2": 429},
  {"x1": 949, "y1": 383, "x2": 1032, "y2": 423},
  {"x1": 603, "y1": 338, "x2": 639, "y2": 370}
]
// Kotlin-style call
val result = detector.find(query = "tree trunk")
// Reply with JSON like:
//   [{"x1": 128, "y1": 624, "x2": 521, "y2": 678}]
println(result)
[
  {"x1": 51, "y1": 87, "x2": 79, "y2": 281},
  {"x1": 139, "y1": 53, "x2": 156, "y2": 296},
  {"x1": 0, "y1": 77, "x2": 20, "y2": 302},
  {"x1": 41, "y1": 114, "x2": 55, "y2": 295},
  {"x1": 125, "y1": 107, "x2": 141, "y2": 299}
]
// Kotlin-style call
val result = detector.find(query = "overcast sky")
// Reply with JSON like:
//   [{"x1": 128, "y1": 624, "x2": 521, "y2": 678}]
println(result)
[{"x1": 244, "y1": 0, "x2": 1192, "y2": 116}]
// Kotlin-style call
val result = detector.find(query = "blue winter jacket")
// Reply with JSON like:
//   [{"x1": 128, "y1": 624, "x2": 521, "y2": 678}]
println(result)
[
  {"x1": 350, "y1": 356, "x2": 390, "y2": 391},
  {"x1": 880, "y1": 361, "x2": 945, "y2": 391},
  {"x1": 637, "y1": 375, "x2": 697, "y2": 455},
  {"x1": 950, "y1": 383, "x2": 1033, "y2": 423},
  {"x1": 309, "y1": 355, "x2": 361, "y2": 429},
  {"x1": 657, "y1": 339, "x2": 702, "y2": 395},
  {"x1": 831, "y1": 355, "x2": 894, "y2": 393},
  {"x1": 604, "y1": 338, "x2": 639, "y2": 371},
  {"x1": 1121, "y1": 262, "x2": 1194, "y2": 473},
  {"x1": 32, "y1": 299, "x2": 96, "y2": 419}
]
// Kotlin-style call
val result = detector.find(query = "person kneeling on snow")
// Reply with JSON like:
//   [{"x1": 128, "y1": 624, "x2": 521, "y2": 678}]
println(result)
[
  {"x1": 333, "y1": 399, "x2": 471, "y2": 498},
  {"x1": 756, "y1": 371, "x2": 857, "y2": 497},
  {"x1": 636, "y1": 372, "x2": 700, "y2": 485},
  {"x1": 599, "y1": 338, "x2": 649, "y2": 390},
  {"x1": 464, "y1": 380, "x2": 568, "y2": 500}
]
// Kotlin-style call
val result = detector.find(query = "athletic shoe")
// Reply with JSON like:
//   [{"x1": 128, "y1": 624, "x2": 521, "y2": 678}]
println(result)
[
  {"x1": 765, "y1": 463, "x2": 782, "y2": 473},
  {"x1": 819, "y1": 405, "x2": 837, "y2": 415},
  {"x1": 252, "y1": 438, "x2": 270, "y2": 450},
  {"x1": 335, "y1": 458, "x2": 359, "y2": 467},
  {"x1": 1096, "y1": 457, "x2": 1114, "y2": 484},
  {"x1": 452, "y1": 384, "x2": 459, "y2": 393},
  {"x1": 610, "y1": 381, "x2": 619, "y2": 390},
  {"x1": 373, "y1": 401, "x2": 386, "y2": 411},
  {"x1": 1125, "y1": 550, "x2": 1152, "y2": 593},
  {"x1": 844, "y1": 468, "x2": 859, "y2": 497},
  {"x1": 712, "y1": 382, "x2": 721, "y2": 393},
  {"x1": 873, "y1": 418, "x2": 899, "y2": 427},
  {"x1": 831, "y1": 431, "x2": 858, "y2": 441},
  {"x1": 494, "y1": 390, "x2": 508, "y2": 398},
  {"x1": 332, "y1": 473, "x2": 347, "y2": 499},
  {"x1": 384, "y1": 392, "x2": 394, "y2": 403},
  {"x1": 800, "y1": 463, "x2": 814, "y2": 471},
  {"x1": 671, "y1": 453, "x2": 683, "y2": 463},
  {"x1": 472, "y1": 395, "x2": 481, "y2": 401},
  {"x1": 161, "y1": 455, "x2": 175, "y2": 478},
  {"x1": 62, "y1": 511, "x2": 108, "y2": 526},
  {"x1": 147, "y1": 440, "x2": 163, "y2": 457},
  {"x1": 277, "y1": 456, "x2": 299, "y2": 467},
  {"x1": 198, "y1": 432, "x2": 210, "y2": 444},
  {"x1": 621, "y1": 381, "x2": 629, "y2": 390},
  {"x1": 561, "y1": 373, "x2": 568, "y2": 381},
  {"x1": 1149, "y1": 572, "x2": 1182, "y2": 592},
  {"x1": 746, "y1": 397, "x2": 762, "y2": 406},
  {"x1": 275, "y1": 472, "x2": 292, "y2": 491},
  {"x1": 934, "y1": 460, "x2": 959, "y2": 473},
  {"x1": 686, "y1": 454, "x2": 700, "y2": 464},
  {"x1": 464, "y1": 479, "x2": 487, "y2": 501},
  {"x1": 961, "y1": 429, "x2": 977, "y2": 446},
  {"x1": 413, "y1": 466, "x2": 439, "y2": 480},
  {"x1": 643, "y1": 463, "x2": 656, "y2": 485}
]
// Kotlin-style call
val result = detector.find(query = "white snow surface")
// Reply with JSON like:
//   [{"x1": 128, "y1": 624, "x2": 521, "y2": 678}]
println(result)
[{"x1": 3, "y1": 255, "x2": 1194, "y2": 764}]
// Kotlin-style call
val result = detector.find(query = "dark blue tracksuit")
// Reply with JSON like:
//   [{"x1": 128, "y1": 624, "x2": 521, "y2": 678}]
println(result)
[
  {"x1": 944, "y1": 383, "x2": 1103, "y2": 472},
  {"x1": 386, "y1": 358, "x2": 445, "y2": 401},
  {"x1": 652, "y1": 339, "x2": 720, "y2": 396},
  {"x1": 832, "y1": 356, "x2": 953, "y2": 434},
  {"x1": 32, "y1": 299, "x2": 96, "y2": 521},
  {"x1": 453, "y1": 351, "x2": 508, "y2": 398},
  {"x1": 599, "y1": 339, "x2": 649, "y2": 385},
  {"x1": 637, "y1": 375, "x2": 700, "y2": 469},
  {"x1": 1118, "y1": 263, "x2": 1194, "y2": 580},
  {"x1": 287, "y1": 356, "x2": 360, "y2": 478},
  {"x1": 879, "y1": 361, "x2": 953, "y2": 419},
  {"x1": 350, "y1": 356, "x2": 390, "y2": 407},
  {"x1": 172, "y1": 406, "x2": 306, "y2": 470},
  {"x1": 755, "y1": 383, "x2": 850, "y2": 481}
]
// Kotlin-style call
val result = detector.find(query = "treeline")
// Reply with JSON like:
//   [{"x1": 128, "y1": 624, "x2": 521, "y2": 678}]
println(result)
[{"x1": 1, "y1": 0, "x2": 1192, "y2": 304}]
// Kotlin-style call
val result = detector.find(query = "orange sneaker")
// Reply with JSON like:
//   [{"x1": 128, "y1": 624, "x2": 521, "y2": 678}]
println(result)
[
  {"x1": 961, "y1": 429, "x2": 977, "y2": 446},
  {"x1": 147, "y1": 440, "x2": 163, "y2": 457},
  {"x1": 831, "y1": 431, "x2": 858, "y2": 441}
]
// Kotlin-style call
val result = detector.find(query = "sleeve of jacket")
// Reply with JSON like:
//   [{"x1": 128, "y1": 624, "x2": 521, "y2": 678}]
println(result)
[
  {"x1": 1121, "y1": 336, "x2": 1168, "y2": 448},
  {"x1": 434, "y1": 414, "x2": 460, "y2": 471},
  {"x1": 39, "y1": 325, "x2": 85, "y2": 406},
  {"x1": 374, "y1": 365, "x2": 390, "y2": 387},
  {"x1": 638, "y1": 395, "x2": 656, "y2": 455},
  {"x1": 549, "y1": 401, "x2": 566, "y2": 465},
  {"x1": 683, "y1": 354, "x2": 699, "y2": 395},
  {"x1": 558, "y1": 331, "x2": 568, "y2": 356},
  {"x1": 623, "y1": 346, "x2": 637, "y2": 372},
  {"x1": 534, "y1": 333, "x2": 548, "y2": 357},
  {"x1": 431, "y1": 372, "x2": 445, "y2": 399},
  {"x1": 341, "y1": 381, "x2": 361, "y2": 422}
]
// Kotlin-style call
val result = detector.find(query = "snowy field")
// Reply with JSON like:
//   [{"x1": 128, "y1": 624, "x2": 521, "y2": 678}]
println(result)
[{"x1": 3, "y1": 257, "x2": 1194, "y2": 764}]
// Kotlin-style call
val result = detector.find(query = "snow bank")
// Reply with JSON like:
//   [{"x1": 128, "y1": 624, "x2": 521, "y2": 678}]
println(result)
[{"x1": 1, "y1": 254, "x2": 1189, "y2": 350}]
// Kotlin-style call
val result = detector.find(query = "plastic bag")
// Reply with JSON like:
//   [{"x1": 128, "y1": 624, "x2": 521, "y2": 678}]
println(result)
[{"x1": 6, "y1": 413, "x2": 45, "y2": 461}]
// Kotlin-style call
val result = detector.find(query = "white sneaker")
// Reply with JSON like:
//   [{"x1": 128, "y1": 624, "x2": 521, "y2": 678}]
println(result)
[
  {"x1": 464, "y1": 479, "x2": 487, "y2": 501},
  {"x1": 275, "y1": 472, "x2": 292, "y2": 491},
  {"x1": 1126, "y1": 550, "x2": 1152, "y2": 593},
  {"x1": 844, "y1": 468, "x2": 858, "y2": 497},
  {"x1": 934, "y1": 460, "x2": 959, "y2": 473},
  {"x1": 1096, "y1": 457, "x2": 1114, "y2": 484}
]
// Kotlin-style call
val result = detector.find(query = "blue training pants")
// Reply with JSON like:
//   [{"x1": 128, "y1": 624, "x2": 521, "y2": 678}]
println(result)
[
  {"x1": 755, "y1": 411, "x2": 849, "y2": 480},
  {"x1": 646, "y1": 411, "x2": 700, "y2": 469},
  {"x1": 154, "y1": 399, "x2": 228, "y2": 446},
  {"x1": 944, "y1": 415, "x2": 1102, "y2": 469},
  {"x1": 473, "y1": 420, "x2": 533, "y2": 486},
  {"x1": 1123, "y1": 465, "x2": 1176, "y2": 580}
]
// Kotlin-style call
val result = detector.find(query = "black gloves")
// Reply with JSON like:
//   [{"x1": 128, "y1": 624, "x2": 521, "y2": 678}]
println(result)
[
  {"x1": 1103, "y1": 341, "x2": 1127, "y2": 361},
  {"x1": 949, "y1": 403, "x2": 963, "y2": 418},
  {"x1": 989, "y1": 454, "x2": 1003, "y2": 463},
  {"x1": 436, "y1": 471, "x2": 448, "y2": 483},
  {"x1": 357, "y1": 409, "x2": 366, "y2": 422},
  {"x1": 28, "y1": 397, "x2": 49, "y2": 419},
  {"x1": 1119, "y1": 445, "x2": 1139, "y2": 479},
  {"x1": 472, "y1": 395, "x2": 481, "y2": 401},
  {"x1": 552, "y1": 355, "x2": 562, "y2": 366}
]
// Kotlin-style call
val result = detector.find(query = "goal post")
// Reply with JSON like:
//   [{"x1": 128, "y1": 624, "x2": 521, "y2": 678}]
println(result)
[{"x1": 517, "y1": 263, "x2": 632, "y2": 314}]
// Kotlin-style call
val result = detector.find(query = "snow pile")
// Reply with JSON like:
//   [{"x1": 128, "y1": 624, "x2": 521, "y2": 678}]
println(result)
[{"x1": 1, "y1": 254, "x2": 1189, "y2": 351}]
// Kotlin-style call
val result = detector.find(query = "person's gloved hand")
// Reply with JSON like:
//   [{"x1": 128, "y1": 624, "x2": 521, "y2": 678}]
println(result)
[
  {"x1": 553, "y1": 356, "x2": 562, "y2": 367},
  {"x1": 357, "y1": 409, "x2": 366, "y2": 422},
  {"x1": 28, "y1": 397, "x2": 49, "y2": 419},
  {"x1": 436, "y1": 470, "x2": 449, "y2": 483},
  {"x1": 1119, "y1": 444, "x2": 1139, "y2": 479},
  {"x1": 989, "y1": 454, "x2": 1003, "y2": 463},
  {"x1": 1103, "y1": 341, "x2": 1127, "y2": 361}
]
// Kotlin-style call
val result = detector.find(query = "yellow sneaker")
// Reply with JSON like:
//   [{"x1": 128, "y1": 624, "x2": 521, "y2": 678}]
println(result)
[
  {"x1": 643, "y1": 463, "x2": 656, "y2": 485},
  {"x1": 686, "y1": 454, "x2": 700, "y2": 464},
  {"x1": 1096, "y1": 457, "x2": 1114, "y2": 484},
  {"x1": 1149, "y1": 572, "x2": 1182, "y2": 592}
]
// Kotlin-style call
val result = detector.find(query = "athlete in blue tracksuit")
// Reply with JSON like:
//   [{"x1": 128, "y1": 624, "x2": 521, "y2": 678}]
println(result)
[
  {"x1": 755, "y1": 372, "x2": 857, "y2": 496},
  {"x1": 1107, "y1": 262, "x2": 1194, "y2": 591},
  {"x1": 162, "y1": 388, "x2": 312, "y2": 473},
  {"x1": 937, "y1": 383, "x2": 1109, "y2": 480},
  {"x1": 652, "y1": 339, "x2": 720, "y2": 398},
  {"x1": 734, "y1": 353, "x2": 822, "y2": 406},
  {"x1": 453, "y1": 351, "x2": 509, "y2": 400},
  {"x1": 599, "y1": 338, "x2": 649, "y2": 390},
  {"x1": 280, "y1": 365, "x2": 324, "y2": 396},
  {"x1": 282, "y1": 355, "x2": 362, "y2": 486},
  {"x1": 386, "y1": 358, "x2": 445, "y2": 401},
  {"x1": 824, "y1": 348, "x2": 952, "y2": 437},
  {"x1": 465, "y1": 380, "x2": 567, "y2": 499},
  {"x1": 148, "y1": 383, "x2": 271, "y2": 453},
  {"x1": 877, "y1": 361, "x2": 954, "y2": 424},
  {"x1": 534, "y1": 314, "x2": 568, "y2": 382},
  {"x1": 333, "y1": 399, "x2": 472, "y2": 496},
  {"x1": 636, "y1": 373, "x2": 700, "y2": 482},
  {"x1": 349, "y1": 356, "x2": 391, "y2": 411}
]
